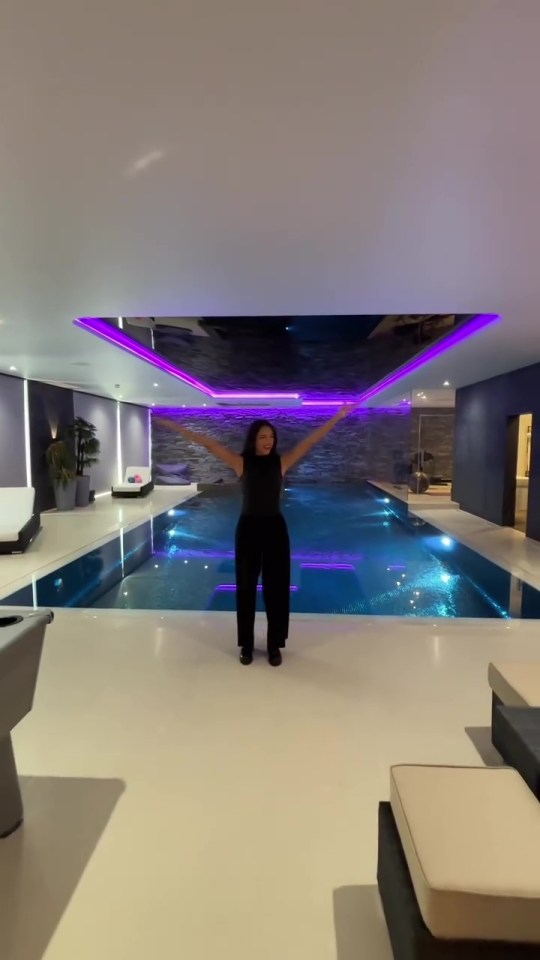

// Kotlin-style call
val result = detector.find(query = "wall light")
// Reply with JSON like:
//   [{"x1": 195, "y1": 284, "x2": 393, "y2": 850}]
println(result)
[
  {"x1": 9, "y1": 365, "x2": 17, "y2": 371},
  {"x1": 23, "y1": 379, "x2": 32, "y2": 486}
]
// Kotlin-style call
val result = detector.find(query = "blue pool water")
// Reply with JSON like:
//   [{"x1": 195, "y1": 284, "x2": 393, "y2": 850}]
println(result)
[{"x1": 3, "y1": 485, "x2": 540, "y2": 617}]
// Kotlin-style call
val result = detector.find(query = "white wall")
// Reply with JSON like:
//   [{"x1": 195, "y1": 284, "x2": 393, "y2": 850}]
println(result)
[
  {"x1": 0, "y1": 374, "x2": 27, "y2": 486},
  {"x1": 74, "y1": 392, "x2": 118, "y2": 493},
  {"x1": 74, "y1": 393, "x2": 150, "y2": 488},
  {"x1": 119, "y1": 404, "x2": 150, "y2": 480}
]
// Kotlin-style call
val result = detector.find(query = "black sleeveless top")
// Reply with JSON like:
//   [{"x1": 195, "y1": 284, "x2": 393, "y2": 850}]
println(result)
[{"x1": 241, "y1": 453, "x2": 283, "y2": 516}]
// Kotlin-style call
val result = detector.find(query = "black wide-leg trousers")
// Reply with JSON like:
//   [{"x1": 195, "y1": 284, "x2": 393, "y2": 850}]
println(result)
[{"x1": 235, "y1": 513, "x2": 291, "y2": 651}]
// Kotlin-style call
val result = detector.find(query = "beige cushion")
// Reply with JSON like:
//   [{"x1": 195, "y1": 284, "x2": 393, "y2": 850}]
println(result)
[
  {"x1": 489, "y1": 661, "x2": 540, "y2": 708},
  {"x1": 390, "y1": 765, "x2": 540, "y2": 943},
  {"x1": 112, "y1": 467, "x2": 152, "y2": 493}
]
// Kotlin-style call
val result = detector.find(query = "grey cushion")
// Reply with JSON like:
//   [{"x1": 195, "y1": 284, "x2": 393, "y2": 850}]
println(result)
[{"x1": 156, "y1": 462, "x2": 190, "y2": 477}]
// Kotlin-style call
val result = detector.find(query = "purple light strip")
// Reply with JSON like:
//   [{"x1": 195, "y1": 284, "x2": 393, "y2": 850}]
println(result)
[
  {"x1": 73, "y1": 317, "x2": 299, "y2": 401},
  {"x1": 300, "y1": 562, "x2": 356, "y2": 570},
  {"x1": 75, "y1": 313, "x2": 499, "y2": 406},
  {"x1": 302, "y1": 400, "x2": 351, "y2": 407},
  {"x1": 353, "y1": 314, "x2": 500, "y2": 404}
]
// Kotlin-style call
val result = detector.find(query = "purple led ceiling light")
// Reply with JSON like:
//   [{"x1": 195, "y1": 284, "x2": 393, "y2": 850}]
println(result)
[
  {"x1": 74, "y1": 313, "x2": 499, "y2": 406},
  {"x1": 353, "y1": 313, "x2": 499, "y2": 405},
  {"x1": 73, "y1": 317, "x2": 299, "y2": 401}
]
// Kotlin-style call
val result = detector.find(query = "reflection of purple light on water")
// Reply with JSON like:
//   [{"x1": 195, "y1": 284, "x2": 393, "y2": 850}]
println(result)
[
  {"x1": 215, "y1": 584, "x2": 299, "y2": 592},
  {"x1": 153, "y1": 550, "x2": 363, "y2": 562},
  {"x1": 300, "y1": 562, "x2": 355, "y2": 571}
]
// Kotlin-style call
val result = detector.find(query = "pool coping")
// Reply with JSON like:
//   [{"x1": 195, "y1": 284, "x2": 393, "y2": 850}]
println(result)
[
  {"x1": 367, "y1": 481, "x2": 540, "y2": 595},
  {"x1": 0, "y1": 487, "x2": 200, "y2": 603}
]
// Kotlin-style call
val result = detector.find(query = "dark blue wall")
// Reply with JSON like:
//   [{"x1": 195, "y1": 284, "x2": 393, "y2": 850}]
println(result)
[
  {"x1": 29, "y1": 381, "x2": 75, "y2": 512},
  {"x1": 453, "y1": 362, "x2": 540, "y2": 541}
]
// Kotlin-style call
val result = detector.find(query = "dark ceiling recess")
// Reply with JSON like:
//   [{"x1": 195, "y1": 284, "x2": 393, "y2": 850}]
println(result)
[
  {"x1": 192, "y1": 315, "x2": 463, "y2": 344},
  {"x1": 121, "y1": 314, "x2": 469, "y2": 347},
  {"x1": 198, "y1": 316, "x2": 385, "y2": 342},
  {"x1": 108, "y1": 313, "x2": 472, "y2": 395}
]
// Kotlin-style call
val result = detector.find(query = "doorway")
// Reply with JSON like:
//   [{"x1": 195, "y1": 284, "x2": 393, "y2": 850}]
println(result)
[{"x1": 513, "y1": 414, "x2": 532, "y2": 533}]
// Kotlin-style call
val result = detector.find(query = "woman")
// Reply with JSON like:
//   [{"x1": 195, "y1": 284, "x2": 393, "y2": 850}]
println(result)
[{"x1": 157, "y1": 404, "x2": 356, "y2": 666}]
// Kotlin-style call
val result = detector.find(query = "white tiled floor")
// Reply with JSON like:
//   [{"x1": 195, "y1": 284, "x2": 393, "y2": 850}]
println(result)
[
  {"x1": 3, "y1": 611, "x2": 540, "y2": 960},
  {"x1": 2, "y1": 492, "x2": 540, "y2": 959}
]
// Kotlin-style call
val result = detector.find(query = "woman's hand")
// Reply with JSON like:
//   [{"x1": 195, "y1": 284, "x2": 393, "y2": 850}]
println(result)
[
  {"x1": 335, "y1": 402, "x2": 359, "y2": 421},
  {"x1": 155, "y1": 417, "x2": 192, "y2": 439},
  {"x1": 155, "y1": 417, "x2": 183, "y2": 432}
]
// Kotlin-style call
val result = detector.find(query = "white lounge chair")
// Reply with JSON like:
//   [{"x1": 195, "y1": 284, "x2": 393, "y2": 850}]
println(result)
[
  {"x1": 0, "y1": 487, "x2": 41, "y2": 554},
  {"x1": 111, "y1": 467, "x2": 154, "y2": 498}
]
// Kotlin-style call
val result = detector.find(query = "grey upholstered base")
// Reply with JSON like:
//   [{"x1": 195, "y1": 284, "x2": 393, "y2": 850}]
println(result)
[
  {"x1": 0, "y1": 610, "x2": 53, "y2": 837},
  {"x1": 492, "y1": 702, "x2": 540, "y2": 800},
  {"x1": 0, "y1": 735, "x2": 22, "y2": 837}
]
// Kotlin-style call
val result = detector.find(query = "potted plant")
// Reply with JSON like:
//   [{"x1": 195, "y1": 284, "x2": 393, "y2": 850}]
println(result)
[
  {"x1": 46, "y1": 440, "x2": 77, "y2": 511},
  {"x1": 69, "y1": 417, "x2": 101, "y2": 507}
]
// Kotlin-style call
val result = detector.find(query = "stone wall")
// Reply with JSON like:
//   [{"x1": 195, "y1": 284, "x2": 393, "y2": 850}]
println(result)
[{"x1": 152, "y1": 408, "x2": 411, "y2": 485}]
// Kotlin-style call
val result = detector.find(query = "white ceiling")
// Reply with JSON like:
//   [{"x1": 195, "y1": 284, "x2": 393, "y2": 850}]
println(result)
[{"x1": 2, "y1": 0, "x2": 540, "y2": 408}]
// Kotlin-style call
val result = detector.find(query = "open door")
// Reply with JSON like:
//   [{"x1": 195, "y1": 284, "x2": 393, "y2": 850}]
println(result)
[
  {"x1": 505, "y1": 414, "x2": 532, "y2": 533},
  {"x1": 515, "y1": 414, "x2": 532, "y2": 533}
]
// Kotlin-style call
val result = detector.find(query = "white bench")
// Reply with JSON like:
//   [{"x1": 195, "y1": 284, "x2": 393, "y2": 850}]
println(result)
[
  {"x1": 378, "y1": 764, "x2": 540, "y2": 957},
  {"x1": 0, "y1": 487, "x2": 41, "y2": 554},
  {"x1": 111, "y1": 467, "x2": 153, "y2": 498}
]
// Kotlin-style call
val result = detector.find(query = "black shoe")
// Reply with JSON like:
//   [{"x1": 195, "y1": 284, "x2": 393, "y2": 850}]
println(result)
[
  {"x1": 240, "y1": 648, "x2": 253, "y2": 666},
  {"x1": 268, "y1": 650, "x2": 282, "y2": 667}
]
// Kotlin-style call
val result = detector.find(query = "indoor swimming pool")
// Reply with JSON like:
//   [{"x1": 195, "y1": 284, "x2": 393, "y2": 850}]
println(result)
[{"x1": 3, "y1": 484, "x2": 539, "y2": 618}]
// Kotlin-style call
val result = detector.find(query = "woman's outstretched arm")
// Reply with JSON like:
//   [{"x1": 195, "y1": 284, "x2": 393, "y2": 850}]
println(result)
[
  {"x1": 155, "y1": 418, "x2": 243, "y2": 476},
  {"x1": 281, "y1": 404, "x2": 358, "y2": 475}
]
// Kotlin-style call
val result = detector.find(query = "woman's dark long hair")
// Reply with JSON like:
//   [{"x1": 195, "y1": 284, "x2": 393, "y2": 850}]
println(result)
[{"x1": 241, "y1": 419, "x2": 278, "y2": 456}]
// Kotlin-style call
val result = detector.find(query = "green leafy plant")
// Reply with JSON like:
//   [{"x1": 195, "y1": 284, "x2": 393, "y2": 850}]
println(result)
[
  {"x1": 69, "y1": 417, "x2": 101, "y2": 476},
  {"x1": 46, "y1": 441, "x2": 76, "y2": 488}
]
